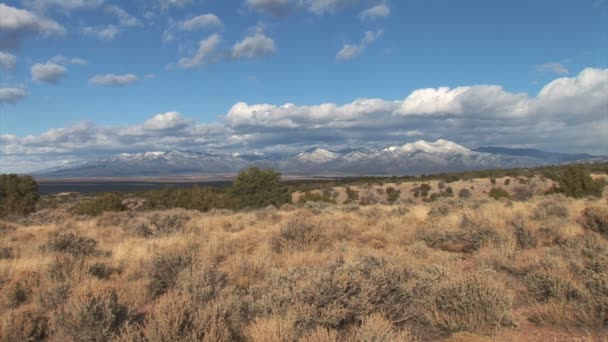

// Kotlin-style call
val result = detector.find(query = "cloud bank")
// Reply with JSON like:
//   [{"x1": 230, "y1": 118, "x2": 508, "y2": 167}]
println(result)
[{"x1": 1, "y1": 68, "x2": 607, "y2": 172}]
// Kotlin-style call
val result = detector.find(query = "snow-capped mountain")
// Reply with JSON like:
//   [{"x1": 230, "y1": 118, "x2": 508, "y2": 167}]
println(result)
[{"x1": 33, "y1": 140, "x2": 603, "y2": 178}]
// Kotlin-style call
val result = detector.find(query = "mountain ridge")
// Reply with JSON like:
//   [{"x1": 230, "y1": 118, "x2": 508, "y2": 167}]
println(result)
[{"x1": 33, "y1": 140, "x2": 604, "y2": 178}]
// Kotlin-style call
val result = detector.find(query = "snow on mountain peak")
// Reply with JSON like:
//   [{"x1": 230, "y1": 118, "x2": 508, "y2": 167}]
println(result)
[
  {"x1": 295, "y1": 148, "x2": 339, "y2": 163},
  {"x1": 382, "y1": 139, "x2": 471, "y2": 155}
]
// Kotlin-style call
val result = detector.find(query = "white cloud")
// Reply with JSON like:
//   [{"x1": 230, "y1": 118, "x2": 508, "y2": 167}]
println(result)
[
  {"x1": 31, "y1": 62, "x2": 67, "y2": 83},
  {"x1": 0, "y1": 52, "x2": 16, "y2": 71},
  {"x1": 23, "y1": 0, "x2": 103, "y2": 13},
  {"x1": 2, "y1": 68, "x2": 607, "y2": 171},
  {"x1": 105, "y1": 5, "x2": 140, "y2": 27},
  {"x1": 0, "y1": 88, "x2": 26, "y2": 104},
  {"x1": 336, "y1": 30, "x2": 382, "y2": 61},
  {"x1": 358, "y1": 4, "x2": 390, "y2": 21},
  {"x1": 0, "y1": 3, "x2": 65, "y2": 49},
  {"x1": 50, "y1": 54, "x2": 88, "y2": 65},
  {"x1": 158, "y1": 0, "x2": 192, "y2": 9},
  {"x1": 70, "y1": 57, "x2": 88, "y2": 65},
  {"x1": 535, "y1": 62, "x2": 569, "y2": 75},
  {"x1": 83, "y1": 25, "x2": 122, "y2": 40},
  {"x1": 88, "y1": 74, "x2": 138, "y2": 86},
  {"x1": 163, "y1": 13, "x2": 223, "y2": 44},
  {"x1": 182, "y1": 14, "x2": 223, "y2": 30},
  {"x1": 246, "y1": 0, "x2": 292, "y2": 17},
  {"x1": 305, "y1": 0, "x2": 360, "y2": 14},
  {"x1": 142, "y1": 112, "x2": 190, "y2": 130},
  {"x1": 177, "y1": 33, "x2": 222, "y2": 68},
  {"x1": 232, "y1": 31, "x2": 276, "y2": 59}
]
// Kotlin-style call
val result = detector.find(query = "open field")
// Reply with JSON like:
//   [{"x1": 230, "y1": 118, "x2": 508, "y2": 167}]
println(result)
[{"x1": 1, "y1": 171, "x2": 608, "y2": 341}]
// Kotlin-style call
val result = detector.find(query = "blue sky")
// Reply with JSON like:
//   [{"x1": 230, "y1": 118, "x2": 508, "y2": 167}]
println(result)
[{"x1": 0, "y1": 0, "x2": 607, "y2": 172}]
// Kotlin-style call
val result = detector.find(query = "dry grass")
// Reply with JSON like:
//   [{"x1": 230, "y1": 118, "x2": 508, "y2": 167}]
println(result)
[{"x1": 0, "y1": 179, "x2": 607, "y2": 341}]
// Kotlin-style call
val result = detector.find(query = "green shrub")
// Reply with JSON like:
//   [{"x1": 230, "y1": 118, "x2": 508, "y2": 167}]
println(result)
[
  {"x1": 1, "y1": 306, "x2": 50, "y2": 342},
  {"x1": 0, "y1": 174, "x2": 39, "y2": 218},
  {"x1": 55, "y1": 289, "x2": 129, "y2": 342},
  {"x1": 488, "y1": 187, "x2": 510, "y2": 200},
  {"x1": 580, "y1": 206, "x2": 608, "y2": 237},
  {"x1": 41, "y1": 232, "x2": 99, "y2": 256},
  {"x1": 345, "y1": 187, "x2": 360, "y2": 204},
  {"x1": 72, "y1": 193, "x2": 125, "y2": 216},
  {"x1": 458, "y1": 189, "x2": 472, "y2": 199},
  {"x1": 298, "y1": 191, "x2": 335, "y2": 204},
  {"x1": 420, "y1": 184, "x2": 432, "y2": 197},
  {"x1": 88, "y1": 262, "x2": 119, "y2": 280},
  {"x1": 142, "y1": 185, "x2": 225, "y2": 211},
  {"x1": 504, "y1": 178, "x2": 511, "y2": 185},
  {"x1": 229, "y1": 167, "x2": 290, "y2": 209},
  {"x1": 148, "y1": 251, "x2": 192, "y2": 297},
  {"x1": 430, "y1": 274, "x2": 513, "y2": 333},
  {"x1": 549, "y1": 165, "x2": 604, "y2": 198},
  {"x1": 148, "y1": 212, "x2": 190, "y2": 235},
  {"x1": 385, "y1": 187, "x2": 400, "y2": 203}
]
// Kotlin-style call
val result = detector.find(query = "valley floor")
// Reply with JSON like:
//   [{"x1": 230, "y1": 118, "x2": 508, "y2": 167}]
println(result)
[{"x1": 1, "y1": 182, "x2": 607, "y2": 341}]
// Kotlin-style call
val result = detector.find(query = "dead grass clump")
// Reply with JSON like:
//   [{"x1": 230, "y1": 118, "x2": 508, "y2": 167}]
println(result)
[
  {"x1": 419, "y1": 215, "x2": 507, "y2": 253},
  {"x1": 41, "y1": 232, "x2": 99, "y2": 256},
  {"x1": 148, "y1": 251, "x2": 193, "y2": 297},
  {"x1": 511, "y1": 215, "x2": 538, "y2": 249},
  {"x1": 54, "y1": 288, "x2": 129, "y2": 342},
  {"x1": 523, "y1": 269, "x2": 581, "y2": 303},
  {"x1": 88, "y1": 262, "x2": 121, "y2": 280},
  {"x1": 294, "y1": 256, "x2": 413, "y2": 332},
  {"x1": 0, "y1": 305, "x2": 49, "y2": 342},
  {"x1": 579, "y1": 206, "x2": 608, "y2": 236},
  {"x1": 0, "y1": 247, "x2": 13, "y2": 260},
  {"x1": 0, "y1": 221, "x2": 16, "y2": 235},
  {"x1": 533, "y1": 200, "x2": 569, "y2": 220},
  {"x1": 298, "y1": 326, "x2": 340, "y2": 342},
  {"x1": 355, "y1": 314, "x2": 413, "y2": 342},
  {"x1": 511, "y1": 186, "x2": 534, "y2": 201},
  {"x1": 245, "y1": 315, "x2": 296, "y2": 342},
  {"x1": 36, "y1": 283, "x2": 71, "y2": 311},
  {"x1": 140, "y1": 291, "x2": 232, "y2": 342},
  {"x1": 272, "y1": 214, "x2": 328, "y2": 252},
  {"x1": 148, "y1": 211, "x2": 191, "y2": 235},
  {"x1": 428, "y1": 273, "x2": 514, "y2": 333}
]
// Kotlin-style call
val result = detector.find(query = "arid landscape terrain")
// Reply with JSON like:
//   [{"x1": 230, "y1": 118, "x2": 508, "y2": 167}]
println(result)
[{"x1": 1, "y1": 166, "x2": 607, "y2": 341}]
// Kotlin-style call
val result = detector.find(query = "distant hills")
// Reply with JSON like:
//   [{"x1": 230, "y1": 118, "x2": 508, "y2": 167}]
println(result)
[{"x1": 34, "y1": 139, "x2": 605, "y2": 178}]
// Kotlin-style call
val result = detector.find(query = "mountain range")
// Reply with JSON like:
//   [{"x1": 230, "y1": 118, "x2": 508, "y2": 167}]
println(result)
[{"x1": 34, "y1": 139, "x2": 606, "y2": 178}]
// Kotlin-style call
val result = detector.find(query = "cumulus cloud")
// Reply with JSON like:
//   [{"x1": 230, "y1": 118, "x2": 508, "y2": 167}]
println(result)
[
  {"x1": 305, "y1": 0, "x2": 360, "y2": 14},
  {"x1": 0, "y1": 3, "x2": 65, "y2": 49},
  {"x1": 50, "y1": 54, "x2": 88, "y2": 65},
  {"x1": 336, "y1": 30, "x2": 382, "y2": 61},
  {"x1": 105, "y1": 5, "x2": 140, "y2": 27},
  {"x1": 177, "y1": 34, "x2": 222, "y2": 68},
  {"x1": 81, "y1": 5, "x2": 139, "y2": 41},
  {"x1": 31, "y1": 62, "x2": 67, "y2": 83},
  {"x1": 232, "y1": 31, "x2": 276, "y2": 59},
  {"x1": 246, "y1": 0, "x2": 292, "y2": 17},
  {"x1": 358, "y1": 4, "x2": 390, "y2": 20},
  {"x1": 535, "y1": 62, "x2": 569, "y2": 75},
  {"x1": 88, "y1": 74, "x2": 138, "y2": 86},
  {"x1": 0, "y1": 51, "x2": 16, "y2": 71},
  {"x1": 83, "y1": 25, "x2": 121, "y2": 40},
  {"x1": 182, "y1": 14, "x2": 223, "y2": 30},
  {"x1": 158, "y1": 0, "x2": 192, "y2": 9},
  {"x1": 23, "y1": 0, "x2": 103, "y2": 13},
  {"x1": 2, "y1": 68, "x2": 607, "y2": 172},
  {"x1": 70, "y1": 57, "x2": 88, "y2": 65},
  {"x1": 142, "y1": 112, "x2": 191, "y2": 130},
  {"x1": 0, "y1": 88, "x2": 26, "y2": 104},
  {"x1": 163, "y1": 13, "x2": 223, "y2": 43}
]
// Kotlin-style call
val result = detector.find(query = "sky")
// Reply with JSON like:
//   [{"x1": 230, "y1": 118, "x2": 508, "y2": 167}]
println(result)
[{"x1": 0, "y1": 0, "x2": 607, "y2": 172}]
